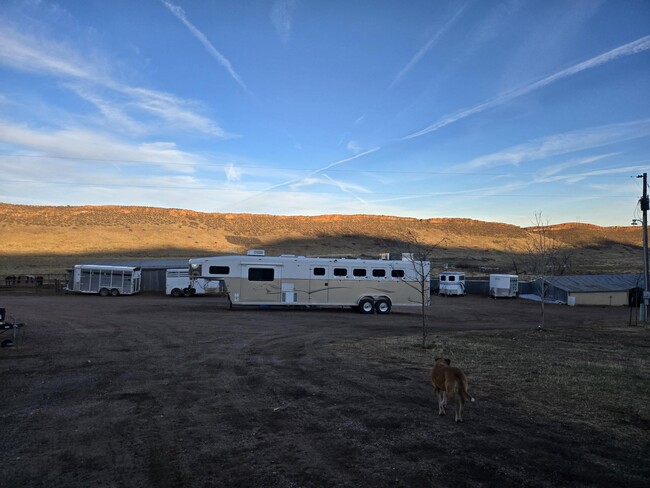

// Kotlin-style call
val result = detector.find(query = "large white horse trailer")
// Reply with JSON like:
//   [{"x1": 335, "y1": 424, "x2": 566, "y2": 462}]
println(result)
[
  {"x1": 188, "y1": 253, "x2": 430, "y2": 314},
  {"x1": 68, "y1": 265, "x2": 141, "y2": 296}
]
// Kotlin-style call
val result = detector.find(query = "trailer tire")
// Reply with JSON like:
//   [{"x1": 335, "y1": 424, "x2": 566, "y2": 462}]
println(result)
[
  {"x1": 2, "y1": 339, "x2": 14, "y2": 348},
  {"x1": 99, "y1": 288, "x2": 109, "y2": 297},
  {"x1": 182, "y1": 288, "x2": 192, "y2": 297},
  {"x1": 171, "y1": 288, "x2": 182, "y2": 297},
  {"x1": 110, "y1": 288, "x2": 120, "y2": 297},
  {"x1": 358, "y1": 298, "x2": 375, "y2": 314},
  {"x1": 375, "y1": 298, "x2": 391, "y2": 314}
]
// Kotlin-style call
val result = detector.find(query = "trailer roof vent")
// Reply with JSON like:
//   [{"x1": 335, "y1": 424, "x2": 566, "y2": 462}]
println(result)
[{"x1": 247, "y1": 249, "x2": 265, "y2": 256}]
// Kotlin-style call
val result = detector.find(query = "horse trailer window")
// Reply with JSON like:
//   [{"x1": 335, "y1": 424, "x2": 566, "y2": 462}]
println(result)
[
  {"x1": 372, "y1": 269, "x2": 386, "y2": 277},
  {"x1": 333, "y1": 268, "x2": 348, "y2": 277},
  {"x1": 353, "y1": 268, "x2": 367, "y2": 277},
  {"x1": 449, "y1": 276, "x2": 456, "y2": 282},
  {"x1": 440, "y1": 275, "x2": 447, "y2": 281},
  {"x1": 209, "y1": 266, "x2": 230, "y2": 275},
  {"x1": 313, "y1": 267, "x2": 326, "y2": 276},
  {"x1": 248, "y1": 268, "x2": 275, "y2": 281},
  {"x1": 391, "y1": 269, "x2": 405, "y2": 278}
]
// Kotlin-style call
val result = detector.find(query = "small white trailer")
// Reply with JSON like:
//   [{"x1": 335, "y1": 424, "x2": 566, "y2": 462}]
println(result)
[
  {"x1": 489, "y1": 274, "x2": 518, "y2": 298},
  {"x1": 166, "y1": 268, "x2": 223, "y2": 297},
  {"x1": 68, "y1": 265, "x2": 141, "y2": 296},
  {"x1": 439, "y1": 272, "x2": 466, "y2": 296},
  {"x1": 188, "y1": 252, "x2": 430, "y2": 314}
]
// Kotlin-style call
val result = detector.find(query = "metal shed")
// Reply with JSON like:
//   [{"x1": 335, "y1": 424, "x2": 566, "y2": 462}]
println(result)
[
  {"x1": 537, "y1": 274, "x2": 644, "y2": 306},
  {"x1": 73, "y1": 259, "x2": 191, "y2": 293}
]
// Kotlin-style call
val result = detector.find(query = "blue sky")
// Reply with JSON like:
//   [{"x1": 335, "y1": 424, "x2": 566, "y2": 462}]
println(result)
[{"x1": 1, "y1": 0, "x2": 649, "y2": 227}]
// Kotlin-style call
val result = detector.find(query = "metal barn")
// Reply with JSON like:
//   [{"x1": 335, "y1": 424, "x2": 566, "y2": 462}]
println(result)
[{"x1": 536, "y1": 274, "x2": 644, "y2": 306}]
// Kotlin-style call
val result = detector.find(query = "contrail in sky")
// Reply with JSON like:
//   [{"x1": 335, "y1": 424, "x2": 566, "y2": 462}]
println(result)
[
  {"x1": 161, "y1": 0, "x2": 250, "y2": 94},
  {"x1": 404, "y1": 35, "x2": 650, "y2": 139},
  {"x1": 391, "y1": 2, "x2": 471, "y2": 88},
  {"x1": 226, "y1": 147, "x2": 381, "y2": 209}
]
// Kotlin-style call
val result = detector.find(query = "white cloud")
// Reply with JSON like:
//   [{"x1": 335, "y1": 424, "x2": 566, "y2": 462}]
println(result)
[
  {"x1": 270, "y1": 0, "x2": 298, "y2": 45},
  {"x1": 0, "y1": 20, "x2": 232, "y2": 138},
  {"x1": 224, "y1": 163, "x2": 242, "y2": 182},
  {"x1": 0, "y1": 119, "x2": 200, "y2": 172},
  {"x1": 460, "y1": 119, "x2": 650, "y2": 171},
  {"x1": 346, "y1": 140, "x2": 363, "y2": 154}
]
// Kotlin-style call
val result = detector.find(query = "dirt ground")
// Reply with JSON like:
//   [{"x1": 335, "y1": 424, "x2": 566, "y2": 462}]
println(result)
[{"x1": 1, "y1": 293, "x2": 648, "y2": 488}]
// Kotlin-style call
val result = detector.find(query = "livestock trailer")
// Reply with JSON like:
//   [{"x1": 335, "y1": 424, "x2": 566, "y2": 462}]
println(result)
[
  {"x1": 489, "y1": 274, "x2": 519, "y2": 298},
  {"x1": 166, "y1": 268, "x2": 223, "y2": 297},
  {"x1": 67, "y1": 265, "x2": 141, "y2": 296},
  {"x1": 439, "y1": 272, "x2": 466, "y2": 296},
  {"x1": 188, "y1": 252, "x2": 430, "y2": 314}
]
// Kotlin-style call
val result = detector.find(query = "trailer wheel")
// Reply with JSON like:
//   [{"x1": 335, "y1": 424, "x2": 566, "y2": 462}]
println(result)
[
  {"x1": 99, "y1": 288, "x2": 109, "y2": 297},
  {"x1": 171, "y1": 288, "x2": 182, "y2": 297},
  {"x1": 182, "y1": 288, "x2": 192, "y2": 297},
  {"x1": 357, "y1": 298, "x2": 375, "y2": 314},
  {"x1": 375, "y1": 298, "x2": 391, "y2": 314},
  {"x1": 110, "y1": 288, "x2": 120, "y2": 297},
  {"x1": 1, "y1": 339, "x2": 14, "y2": 348}
]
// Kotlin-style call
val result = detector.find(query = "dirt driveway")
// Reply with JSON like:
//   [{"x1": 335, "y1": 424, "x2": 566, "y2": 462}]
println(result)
[{"x1": 1, "y1": 293, "x2": 648, "y2": 487}]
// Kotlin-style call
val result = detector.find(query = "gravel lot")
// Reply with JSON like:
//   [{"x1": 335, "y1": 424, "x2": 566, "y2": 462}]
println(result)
[{"x1": 1, "y1": 293, "x2": 647, "y2": 487}]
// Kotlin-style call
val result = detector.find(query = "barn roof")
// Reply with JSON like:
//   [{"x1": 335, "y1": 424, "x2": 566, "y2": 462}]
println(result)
[
  {"x1": 77, "y1": 258, "x2": 190, "y2": 269},
  {"x1": 544, "y1": 274, "x2": 644, "y2": 293}
]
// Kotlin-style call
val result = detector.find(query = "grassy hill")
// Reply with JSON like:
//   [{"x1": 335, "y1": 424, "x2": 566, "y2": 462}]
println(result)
[{"x1": 0, "y1": 203, "x2": 643, "y2": 277}]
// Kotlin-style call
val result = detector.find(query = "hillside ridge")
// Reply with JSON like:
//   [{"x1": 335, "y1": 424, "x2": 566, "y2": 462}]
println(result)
[{"x1": 0, "y1": 203, "x2": 643, "y2": 276}]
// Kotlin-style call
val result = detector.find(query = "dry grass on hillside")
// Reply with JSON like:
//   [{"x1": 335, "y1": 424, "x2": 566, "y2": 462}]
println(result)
[{"x1": 0, "y1": 203, "x2": 644, "y2": 276}]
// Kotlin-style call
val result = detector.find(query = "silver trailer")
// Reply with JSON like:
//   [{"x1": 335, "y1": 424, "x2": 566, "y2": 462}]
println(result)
[
  {"x1": 489, "y1": 274, "x2": 518, "y2": 298},
  {"x1": 68, "y1": 265, "x2": 141, "y2": 296}
]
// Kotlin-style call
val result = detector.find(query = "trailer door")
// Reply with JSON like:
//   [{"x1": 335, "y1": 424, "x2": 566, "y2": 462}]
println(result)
[
  {"x1": 241, "y1": 265, "x2": 282, "y2": 303},
  {"x1": 309, "y1": 265, "x2": 329, "y2": 304}
]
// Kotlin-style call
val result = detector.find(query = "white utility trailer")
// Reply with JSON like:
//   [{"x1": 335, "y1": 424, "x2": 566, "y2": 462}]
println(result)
[
  {"x1": 166, "y1": 268, "x2": 223, "y2": 297},
  {"x1": 439, "y1": 272, "x2": 466, "y2": 296},
  {"x1": 489, "y1": 274, "x2": 518, "y2": 298},
  {"x1": 67, "y1": 265, "x2": 141, "y2": 296},
  {"x1": 188, "y1": 252, "x2": 430, "y2": 314}
]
